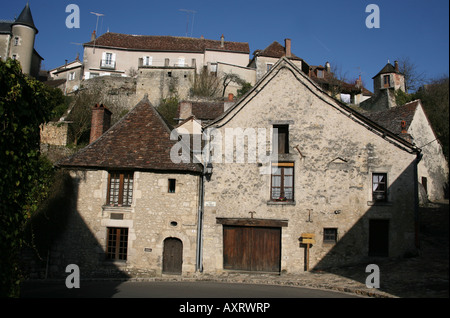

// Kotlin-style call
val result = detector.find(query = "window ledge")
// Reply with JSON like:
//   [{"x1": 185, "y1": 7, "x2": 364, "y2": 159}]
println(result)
[
  {"x1": 367, "y1": 201, "x2": 393, "y2": 206},
  {"x1": 102, "y1": 205, "x2": 133, "y2": 213},
  {"x1": 267, "y1": 200, "x2": 296, "y2": 206}
]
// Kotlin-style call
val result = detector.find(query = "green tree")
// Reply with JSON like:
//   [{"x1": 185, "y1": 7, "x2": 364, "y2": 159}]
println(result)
[{"x1": 0, "y1": 59, "x2": 54, "y2": 297}]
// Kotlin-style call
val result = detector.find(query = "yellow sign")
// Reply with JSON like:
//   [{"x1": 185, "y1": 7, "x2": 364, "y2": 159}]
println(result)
[
  {"x1": 301, "y1": 233, "x2": 315, "y2": 238},
  {"x1": 302, "y1": 238, "x2": 315, "y2": 244}
]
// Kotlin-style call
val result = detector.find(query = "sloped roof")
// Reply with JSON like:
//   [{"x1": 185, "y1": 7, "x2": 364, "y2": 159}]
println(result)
[
  {"x1": 254, "y1": 41, "x2": 303, "y2": 61},
  {"x1": 373, "y1": 62, "x2": 401, "y2": 78},
  {"x1": 207, "y1": 57, "x2": 420, "y2": 155},
  {"x1": 58, "y1": 96, "x2": 202, "y2": 173},
  {"x1": 364, "y1": 100, "x2": 420, "y2": 135},
  {"x1": 12, "y1": 3, "x2": 38, "y2": 33},
  {"x1": 84, "y1": 32, "x2": 249, "y2": 54}
]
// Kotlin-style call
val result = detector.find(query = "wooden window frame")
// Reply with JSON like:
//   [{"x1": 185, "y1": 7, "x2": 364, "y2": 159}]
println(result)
[
  {"x1": 273, "y1": 124, "x2": 289, "y2": 154},
  {"x1": 106, "y1": 227, "x2": 128, "y2": 261},
  {"x1": 372, "y1": 173, "x2": 388, "y2": 202},
  {"x1": 270, "y1": 162, "x2": 294, "y2": 202},
  {"x1": 107, "y1": 171, "x2": 134, "y2": 207},
  {"x1": 383, "y1": 75, "x2": 391, "y2": 88}
]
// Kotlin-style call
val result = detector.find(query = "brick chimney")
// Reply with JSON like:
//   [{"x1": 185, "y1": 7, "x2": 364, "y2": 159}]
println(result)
[
  {"x1": 91, "y1": 30, "x2": 96, "y2": 42},
  {"x1": 395, "y1": 60, "x2": 399, "y2": 73},
  {"x1": 285, "y1": 38, "x2": 292, "y2": 58},
  {"x1": 90, "y1": 104, "x2": 112, "y2": 143},
  {"x1": 220, "y1": 34, "x2": 224, "y2": 48}
]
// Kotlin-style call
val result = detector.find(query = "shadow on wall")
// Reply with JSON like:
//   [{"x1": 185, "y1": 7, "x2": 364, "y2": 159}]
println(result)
[
  {"x1": 309, "y1": 160, "x2": 449, "y2": 297},
  {"x1": 20, "y1": 169, "x2": 129, "y2": 297}
]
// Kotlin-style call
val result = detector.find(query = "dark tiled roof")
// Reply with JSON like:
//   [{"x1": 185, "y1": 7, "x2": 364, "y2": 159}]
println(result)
[
  {"x1": 373, "y1": 62, "x2": 401, "y2": 78},
  {"x1": 0, "y1": 20, "x2": 13, "y2": 34},
  {"x1": 58, "y1": 97, "x2": 202, "y2": 173},
  {"x1": 12, "y1": 3, "x2": 38, "y2": 33},
  {"x1": 363, "y1": 100, "x2": 419, "y2": 135},
  {"x1": 84, "y1": 32, "x2": 249, "y2": 54},
  {"x1": 176, "y1": 100, "x2": 225, "y2": 122},
  {"x1": 256, "y1": 41, "x2": 303, "y2": 61}
]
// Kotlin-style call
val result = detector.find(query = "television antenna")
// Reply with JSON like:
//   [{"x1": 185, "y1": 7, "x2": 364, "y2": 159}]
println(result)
[
  {"x1": 179, "y1": 9, "x2": 196, "y2": 37},
  {"x1": 90, "y1": 11, "x2": 105, "y2": 53}
]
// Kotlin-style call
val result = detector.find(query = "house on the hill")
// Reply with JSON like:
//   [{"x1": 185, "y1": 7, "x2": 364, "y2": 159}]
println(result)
[
  {"x1": 200, "y1": 57, "x2": 421, "y2": 273},
  {"x1": 364, "y1": 100, "x2": 448, "y2": 202},
  {"x1": 56, "y1": 97, "x2": 203, "y2": 277},
  {"x1": 0, "y1": 3, "x2": 43, "y2": 77}
]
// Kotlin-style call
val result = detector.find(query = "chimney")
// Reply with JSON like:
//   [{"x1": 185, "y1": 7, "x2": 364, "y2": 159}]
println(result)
[
  {"x1": 91, "y1": 30, "x2": 96, "y2": 42},
  {"x1": 395, "y1": 60, "x2": 399, "y2": 72},
  {"x1": 325, "y1": 61, "x2": 331, "y2": 73},
  {"x1": 220, "y1": 34, "x2": 224, "y2": 48},
  {"x1": 90, "y1": 104, "x2": 112, "y2": 143},
  {"x1": 228, "y1": 93, "x2": 234, "y2": 101},
  {"x1": 285, "y1": 38, "x2": 292, "y2": 58}
]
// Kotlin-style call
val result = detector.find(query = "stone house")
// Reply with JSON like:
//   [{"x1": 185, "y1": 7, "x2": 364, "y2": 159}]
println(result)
[
  {"x1": 57, "y1": 98, "x2": 203, "y2": 277},
  {"x1": 360, "y1": 61, "x2": 405, "y2": 111},
  {"x1": 47, "y1": 56, "x2": 83, "y2": 94},
  {"x1": 200, "y1": 57, "x2": 421, "y2": 274},
  {"x1": 364, "y1": 100, "x2": 448, "y2": 202},
  {"x1": 0, "y1": 3, "x2": 43, "y2": 77}
]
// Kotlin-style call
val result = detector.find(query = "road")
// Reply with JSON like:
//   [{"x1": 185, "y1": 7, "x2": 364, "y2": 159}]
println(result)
[{"x1": 20, "y1": 280, "x2": 361, "y2": 298}]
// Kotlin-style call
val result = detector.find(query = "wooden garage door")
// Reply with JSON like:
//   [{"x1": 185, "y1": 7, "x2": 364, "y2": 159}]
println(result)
[{"x1": 223, "y1": 226, "x2": 281, "y2": 272}]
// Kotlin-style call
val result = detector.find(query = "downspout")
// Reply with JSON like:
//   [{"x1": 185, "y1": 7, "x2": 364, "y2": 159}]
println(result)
[
  {"x1": 195, "y1": 172, "x2": 205, "y2": 272},
  {"x1": 413, "y1": 150, "x2": 423, "y2": 250}
]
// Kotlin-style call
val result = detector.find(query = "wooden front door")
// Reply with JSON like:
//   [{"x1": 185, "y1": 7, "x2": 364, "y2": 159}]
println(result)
[
  {"x1": 223, "y1": 226, "x2": 281, "y2": 272},
  {"x1": 368, "y1": 219, "x2": 389, "y2": 257},
  {"x1": 162, "y1": 238, "x2": 183, "y2": 274}
]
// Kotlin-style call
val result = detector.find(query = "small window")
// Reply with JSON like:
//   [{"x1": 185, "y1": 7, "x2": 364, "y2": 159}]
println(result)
[
  {"x1": 372, "y1": 173, "x2": 387, "y2": 202},
  {"x1": 107, "y1": 171, "x2": 134, "y2": 206},
  {"x1": 12, "y1": 54, "x2": 17, "y2": 60},
  {"x1": 323, "y1": 228, "x2": 338, "y2": 244},
  {"x1": 383, "y1": 75, "x2": 390, "y2": 87},
  {"x1": 168, "y1": 179, "x2": 176, "y2": 193},
  {"x1": 267, "y1": 63, "x2": 273, "y2": 72},
  {"x1": 14, "y1": 37, "x2": 19, "y2": 46},
  {"x1": 68, "y1": 72, "x2": 76, "y2": 81},
  {"x1": 168, "y1": 71, "x2": 172, "y2": 77},
  {"x1": 317, "y1": 69, "x2": 324, "y2": 78},
  {"x1": 273, "y1": 125, "x2": 289, "y2": 154},
  {"x1": 271, "y1": 162, "x2": 294, "y2": 201},
  {"x1": 106, "y1": 227, "x2": 128, "y2": 261}
]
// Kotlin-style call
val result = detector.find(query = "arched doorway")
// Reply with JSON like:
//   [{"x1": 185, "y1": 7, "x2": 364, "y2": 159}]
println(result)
[{"x1": 162, "y1": 238, "x2": 183, "y2": 274}]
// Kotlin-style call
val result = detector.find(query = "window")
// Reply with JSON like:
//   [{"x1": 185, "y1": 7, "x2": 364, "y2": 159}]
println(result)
[
  {"x1": 14, "y1": 37, "x2": 19, "y2": 46},
  {"x1": 107, "y1": 171, "x2": 134, "y2": 206},
  {"x1": 271, "y1": 163, "x2": 294, "y2": 201},
  {"x1": 168, "y1": 179, "x2": 176, "y2": 193},
  {"x1": 383, "y1": 75, "x2": 390, "y2": 87},
  {"x1": 143, "y1": 56, "x2": 152, "y2": 66},
  {"x1": 106, "y1": 227, "x2": 128, "y2": 261},
  {"x1": 101, "y1": 52, "x2": 115, "y2": 69},
  {"x1": 12, "y1": 54, "x2": 17, "y2": 60},
  {"x1": 267, "y1": 63, "x2": 273, "y2": 72},
  {"x1": 273, "y1": 125, "x2": 289, "y2": 154},
  {"x1": 323, "y1": 228, "x2": 338, "y2": 244},
  {"x1": 317, "y1": 69, "x2": 324, "y2": 78},
  {"x1": 68, "y1": 72, "x2": 76, "y2": 81},
  {"x1": 372, "y1": 173, "x2": 387, "y2": 202}
]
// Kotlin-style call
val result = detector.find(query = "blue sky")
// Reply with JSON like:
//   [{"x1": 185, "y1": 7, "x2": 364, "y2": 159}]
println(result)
[{"x1": 3, "y1": 0, "x2": 449, "y2": 92}]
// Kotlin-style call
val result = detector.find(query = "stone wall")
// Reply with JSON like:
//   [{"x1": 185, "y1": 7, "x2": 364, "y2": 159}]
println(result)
[
  {"x1": 40, "y1": 121, "x2": 69, "y2": 146},
  {"x1": 48, "y1": 169, "x2": 200, "y2": 278},
  {"x1": 201, "y1": 63, "x2": 418, "y2": 274}
]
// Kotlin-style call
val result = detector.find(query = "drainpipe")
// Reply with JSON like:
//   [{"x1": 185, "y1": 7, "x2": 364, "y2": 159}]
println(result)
[
  {"x1": 196, "y1": 173, "x2": 205, "y2": 272},
  {"x1": 413, "y1": 150, "x2": 423, "y2": 250}
]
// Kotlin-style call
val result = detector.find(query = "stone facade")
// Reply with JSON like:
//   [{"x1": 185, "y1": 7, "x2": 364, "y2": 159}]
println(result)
[
  {"x1": 49, "y1": 169, "x2": 200, "y2": 278},
  {"x1": 201, "y1": 58, "x2": 420, "y2": 274}
]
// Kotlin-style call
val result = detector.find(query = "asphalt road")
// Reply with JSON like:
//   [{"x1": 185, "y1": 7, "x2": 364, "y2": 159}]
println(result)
[{"x1": 20, "y1": 280, "x2": 361, "y2": 298}]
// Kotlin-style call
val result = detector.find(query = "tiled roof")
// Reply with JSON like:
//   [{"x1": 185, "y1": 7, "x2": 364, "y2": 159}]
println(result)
[
  {"x1": 176, "y1": 100, "x2": 225, "y2": 122},
  {"x1": 58, "y1": 96, "x2": 202, "y2": 173},
  {"x1": 373, "y1": 62, "x2": 401, "y2": 78},
  {"x1": 363, "y1": 100, "x2": 419, "y2": 135},
  {"x1": 12, "y1": 3, "x2": 38, "y2": 33},
  {"x1": 84, "y1": 32, "x2": 249, "y2": 54},
  {"x1": 255, "y1": 41, "x2": 303, "y2": 60}
]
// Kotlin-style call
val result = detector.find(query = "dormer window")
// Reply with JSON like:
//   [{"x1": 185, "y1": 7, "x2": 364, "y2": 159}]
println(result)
[{"x1": 317, "y1": 69, "x2": 324, "y2": 78}]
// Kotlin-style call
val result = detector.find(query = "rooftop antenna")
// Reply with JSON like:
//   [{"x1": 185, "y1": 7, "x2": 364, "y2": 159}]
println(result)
[
  {"x1": 179, "y1": 9, "x2": 196, "y2": 37},
  {"x1": 90, "y1": 11, "x2": 105, "y2": 53}
]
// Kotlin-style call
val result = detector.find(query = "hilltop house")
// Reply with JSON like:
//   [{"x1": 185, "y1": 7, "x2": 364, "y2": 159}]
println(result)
[{"x1": 0, "y1": 3, "x2": 43, "y2": 77}]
